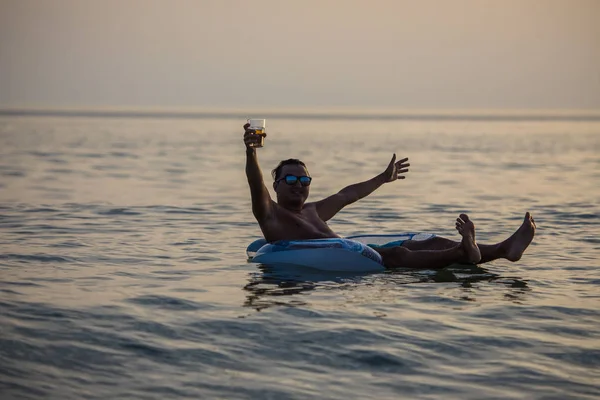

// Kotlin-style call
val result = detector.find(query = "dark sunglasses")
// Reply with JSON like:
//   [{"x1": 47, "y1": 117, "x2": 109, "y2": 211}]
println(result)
[{"x1": 276, "y1": 174, "x2": 312, "y2": 186}]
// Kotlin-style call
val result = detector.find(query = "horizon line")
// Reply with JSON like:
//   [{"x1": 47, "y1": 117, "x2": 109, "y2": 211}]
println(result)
[{"x1": 1, "y1": 106, "x2": 600, "y2": 122}]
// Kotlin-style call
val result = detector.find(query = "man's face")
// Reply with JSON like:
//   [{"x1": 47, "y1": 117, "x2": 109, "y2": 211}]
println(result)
[{"x1": 273, "y1": 164, "x2": 311, "y2": 207}]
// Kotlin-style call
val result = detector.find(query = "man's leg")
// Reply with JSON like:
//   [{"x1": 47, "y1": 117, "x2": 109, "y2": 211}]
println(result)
[
  {"x1": 400, "y1": 212, "x2": 536, "y2": 263},
  {"x1": 375, "y1": 214, "x2": 481, "y2": 269},
  {"x1": 376, "y1": 245, "x2": 463, "y2": 269}
]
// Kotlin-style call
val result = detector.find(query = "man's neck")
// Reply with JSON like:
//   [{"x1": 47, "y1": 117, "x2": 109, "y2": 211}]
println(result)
[{"x1": 279, "y1": 202, "x2": 304, "y2": 213}]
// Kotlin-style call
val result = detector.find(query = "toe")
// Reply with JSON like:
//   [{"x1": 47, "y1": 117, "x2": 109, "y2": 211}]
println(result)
[{"x1": 459, "y1": 213, "x2": 469, "y2": 221}]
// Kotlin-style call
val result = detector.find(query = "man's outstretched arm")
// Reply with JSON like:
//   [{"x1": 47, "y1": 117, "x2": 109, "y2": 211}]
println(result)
[
  {"x1": 314, "y1": 154, "x2": 409, "y2": 221},
  {"x1": 244, "y1": 125, "x2": 273, "y2": 222}
]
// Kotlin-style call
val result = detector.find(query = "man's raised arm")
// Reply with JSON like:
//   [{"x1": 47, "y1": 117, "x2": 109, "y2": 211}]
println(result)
[
  {"x1": 244, "y1": 124, "x2": 273, "y2": 222},
  {"x1": 315, "y1": 154, "x2": 409, "y2": 221}
]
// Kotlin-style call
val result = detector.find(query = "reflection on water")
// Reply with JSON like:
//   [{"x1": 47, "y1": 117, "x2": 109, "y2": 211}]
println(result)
[
  {"x1": 243, "y1": 263, "x2": 531, "y2": 311},
  {"x1": 243, "y1": 265, "x2": 352, "y2": 310}
]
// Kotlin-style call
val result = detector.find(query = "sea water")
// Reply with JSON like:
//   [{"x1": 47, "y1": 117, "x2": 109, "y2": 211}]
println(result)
[{"x1": 1, "y1": 115, "x2": 599, "y2": 399}]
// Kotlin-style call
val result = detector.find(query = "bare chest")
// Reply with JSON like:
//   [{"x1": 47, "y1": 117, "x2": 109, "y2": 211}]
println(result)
[{"x1": 263, "y1": 206, "x2": 338, "y2": 241}]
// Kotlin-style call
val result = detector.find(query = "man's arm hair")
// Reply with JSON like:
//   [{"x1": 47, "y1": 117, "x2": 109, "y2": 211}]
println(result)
[
  {"x1": 246, "y1": 148, "x2": 273, "y2": 221},
  {"x1": 314, "y1": 173, "x2": 386, "y2": 221}
]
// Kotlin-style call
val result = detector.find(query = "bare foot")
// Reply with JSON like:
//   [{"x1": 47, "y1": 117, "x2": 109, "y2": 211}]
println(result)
[
  {"x1": 455, "y1": 214, "x2": 482, "y2": 264},
  {"x1": 502, "y1": 212, "x2": 537, "y2": 261}
]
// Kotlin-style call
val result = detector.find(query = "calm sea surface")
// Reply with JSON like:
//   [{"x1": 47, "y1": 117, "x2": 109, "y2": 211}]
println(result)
[{"x1": 1, "y1": 116, "x2": 599, "y2": 399}]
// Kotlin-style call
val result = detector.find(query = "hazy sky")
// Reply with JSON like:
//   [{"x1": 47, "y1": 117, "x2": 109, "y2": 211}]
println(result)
[{"x1": 1, "y1": 0, "x2": 599, "y2": 110}]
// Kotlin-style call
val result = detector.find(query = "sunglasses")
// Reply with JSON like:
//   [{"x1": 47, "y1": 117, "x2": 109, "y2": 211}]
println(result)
[{"x1": 276, "y1": 174, "x2": 312, "y2": 186}]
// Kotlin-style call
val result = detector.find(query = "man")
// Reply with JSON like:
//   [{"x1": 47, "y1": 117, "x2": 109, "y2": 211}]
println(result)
[{"x1": 243, "y1": 123, "x2": 536, "y2": 269}]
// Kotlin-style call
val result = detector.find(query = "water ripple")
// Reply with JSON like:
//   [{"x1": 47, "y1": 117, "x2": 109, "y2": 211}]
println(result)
[
  {"x1": 0, "y1": 117, "x2": 599, "y2": 399},
  {"x1": 126, "y1": 295, "x2": 210, "y2": 311}
]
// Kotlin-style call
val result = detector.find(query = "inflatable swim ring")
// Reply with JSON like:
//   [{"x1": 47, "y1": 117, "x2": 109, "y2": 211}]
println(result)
[{"x1": 246, "y1": 233, "x2": 436, "y2": 272}]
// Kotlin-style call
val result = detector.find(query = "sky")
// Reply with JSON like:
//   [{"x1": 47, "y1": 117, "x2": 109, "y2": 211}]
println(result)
[{"x1": 1, "y1": 0, "x2": 599, "y2": 111}]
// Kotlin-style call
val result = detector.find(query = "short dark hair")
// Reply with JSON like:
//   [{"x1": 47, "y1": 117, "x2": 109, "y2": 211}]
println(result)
[{"x1": 271, "y1": 159, "x2": 308, "y2": 181}]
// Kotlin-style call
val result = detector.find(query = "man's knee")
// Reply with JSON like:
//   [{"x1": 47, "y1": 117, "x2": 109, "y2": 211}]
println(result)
[
  {"x1": 402, "y1": 236, "x2": 455, "y2": 251},
  {"x1": 379, "y1": 246, "x2": 411, "y2": 268}
]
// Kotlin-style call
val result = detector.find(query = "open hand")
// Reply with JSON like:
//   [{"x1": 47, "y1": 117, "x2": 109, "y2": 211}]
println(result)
[{"x1": 382, "y1": 154, "x2": 410, "y2": 182}]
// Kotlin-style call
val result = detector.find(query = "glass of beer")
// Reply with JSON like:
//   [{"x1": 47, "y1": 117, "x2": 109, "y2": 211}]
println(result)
[{"x1": 247, "y1": 119, "x2": 266, "y2": 148}]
